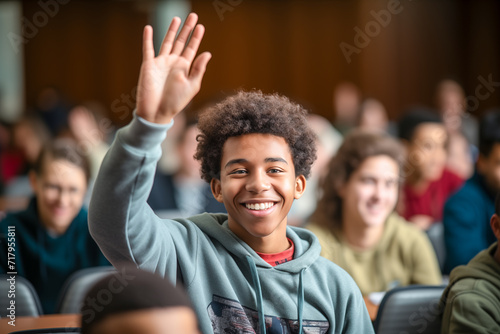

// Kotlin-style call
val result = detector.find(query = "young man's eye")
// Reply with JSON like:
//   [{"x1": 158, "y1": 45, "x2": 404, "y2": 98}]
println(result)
[
  {"x1": 268, "y1": 168, "x2": 283, "y2": 174},
  {"x1": 230, "y1": 169, "x2": 247, "y2": 175}
]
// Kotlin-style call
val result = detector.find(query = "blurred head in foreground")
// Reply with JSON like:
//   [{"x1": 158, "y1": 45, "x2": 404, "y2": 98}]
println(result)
[{"x1": 81, "y1": 267, "x2": 200, "y2": 334}]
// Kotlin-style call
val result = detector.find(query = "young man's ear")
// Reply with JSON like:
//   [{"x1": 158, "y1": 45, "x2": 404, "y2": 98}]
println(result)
[
  {"x1": 294, "y1": 175, "x2": 306, "y2": 200},
  {"x1": 490, "y1": 213, "x2": 500, "y2": 241},
  {"x1": 210, "y1": 178, "x2": 224, "y2": 203}
]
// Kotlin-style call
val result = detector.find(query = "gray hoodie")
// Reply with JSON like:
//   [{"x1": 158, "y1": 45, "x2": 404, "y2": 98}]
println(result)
[{"x1": 89, "y1": 115, "x2": 374, "y2": 333}]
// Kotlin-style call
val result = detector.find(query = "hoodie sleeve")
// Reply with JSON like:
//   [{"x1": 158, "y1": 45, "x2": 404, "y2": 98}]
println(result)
[
  {"x1": 344, "y1": 291, "x2": 376, "y2": 334},
  {"x1": 88, "y1": 114, "x2": 193, "y2": 277}
]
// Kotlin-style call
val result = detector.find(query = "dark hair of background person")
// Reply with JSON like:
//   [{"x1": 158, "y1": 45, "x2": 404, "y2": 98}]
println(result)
[
  {"x1": 33, "y1": 138, "x2": 91, "y2": 184},
  {"x1": 397, "y1": 107, "x2": 443, "y2": 142},
  {"x1": 479, "y1": 108, "x2": 500, "y2": 157}
]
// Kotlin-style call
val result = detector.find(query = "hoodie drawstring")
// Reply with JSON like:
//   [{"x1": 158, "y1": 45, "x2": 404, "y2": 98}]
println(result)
[
  {"x1": 247, "y1": 255, "x2": 266, "y2": 333},
  {"x1": 297, "y1": 268, "x2": 305, "y2": 333},
  {"x1": 246, "y1": 255, "x2": 306, "y2": 334}
]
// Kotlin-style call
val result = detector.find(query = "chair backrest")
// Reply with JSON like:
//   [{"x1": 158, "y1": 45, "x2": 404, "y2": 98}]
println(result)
[
  {"x1": 0, "y1": 274, "x2": 43, "y2": 317},
  {"x1": 426, "y1": 222, "x2": 446, "y2": 274},
  {"x1": 9, "y1": 328, "x2": 80, "y2": 334},
  {"x1": 374, "y1": 285, "x2": 447, "y2": 334},
  {"x1": 56, "y1": 266, "x2": 116, "y2": 314}
]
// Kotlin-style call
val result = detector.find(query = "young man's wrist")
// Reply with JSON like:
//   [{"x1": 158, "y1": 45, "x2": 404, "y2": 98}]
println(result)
[{"x1": 119, "y1": 111, "x2": 173, "y2": 151}]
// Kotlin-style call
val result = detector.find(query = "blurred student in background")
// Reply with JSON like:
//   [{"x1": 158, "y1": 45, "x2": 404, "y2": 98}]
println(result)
[
  {"x1": 307, "y1": 131, "x2": 442, "y2": 297},
  {"x1": 35, "y1": 86, "x2": 71, "y2": 138},
  {"x1": 446, "y1": 131, "x2": 474, "y2": 180},
  {"x1": 67, "y1": 102, "x2": 112, "y2": 181},
  {"x1": 440, "y1": 192, "x2": 500, "y2": 333},
  {"x1": 148, "y1": 121, "x2": 226, "y2": 217},
  {"x1": 356, "y1": 98, "x2": 397, "y2": 136},
  {"x1": 332, "y1": 81, "x2": 361, "y2": 135},
  {"x1": 288, "y1": 113, "x2": 343, "y2": 226},
  {"x1": 435, "y1": 79, "x2": 478, "y2": 147},
  {"x1": 0, "y1": 120, "x2": 21, "y2": 195},
  {"x1": 397, "y1": 108, "x2": 463, "y2": 230},
  {"x1": 67, "y1": 102, "x2": 112, "y2": 206},
  {"x1": 2, "y1": 115, "x2": 52, "y2": 198},
  {"x1": 81, "y1": 266, "x2": 200, "y2": 334},
  {"x1": 0, "y1": 139, "x2": 109, "y2": 314},
  {"x1": 443, "y1": 109, "x2": 500, "y2": 273},
  {"x1": 434, "y1": 79, "x2": 476, "y2": 181}
]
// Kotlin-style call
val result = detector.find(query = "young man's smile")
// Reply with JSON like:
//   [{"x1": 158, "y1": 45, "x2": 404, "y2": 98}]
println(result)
[{"x1": 211, "y1": 133, "x2": 305, "y2": 253}]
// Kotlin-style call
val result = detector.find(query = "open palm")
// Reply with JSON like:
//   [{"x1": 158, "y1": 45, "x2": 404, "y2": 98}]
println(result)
[{"x1": 136, "y1": 13, "x2": 211, "y2": 124}]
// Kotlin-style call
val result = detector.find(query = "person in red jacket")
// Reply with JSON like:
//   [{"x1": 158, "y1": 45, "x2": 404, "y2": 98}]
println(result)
[{"x1": 397, "y1": 108, "x2": 463, "y2": 230}]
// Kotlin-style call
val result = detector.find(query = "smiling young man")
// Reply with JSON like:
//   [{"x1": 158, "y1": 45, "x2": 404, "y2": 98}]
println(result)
[{"x1": 89, "y1": 13, "x2": 373, "y2": 333}]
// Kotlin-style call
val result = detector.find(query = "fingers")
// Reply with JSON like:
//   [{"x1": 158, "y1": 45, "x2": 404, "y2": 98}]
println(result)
[
  {"x1": 182, "y1": 24, "x2": 205, "y2": 64},
  {"x1": 189, "y1": 51, "x2": 212, "y2": 84},
  {"x1": 142, "y1": 25, "x2": 155, "y2": 61},
  {"x1": 158, "y1": 16, "x2": 181, "y2": 56},
  {"x1": 170, "y1": 12, "x2": 199, "y2": 55}
]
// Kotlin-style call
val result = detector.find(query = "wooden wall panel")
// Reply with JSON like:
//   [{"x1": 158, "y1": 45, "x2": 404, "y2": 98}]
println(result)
[
  {"x1": 23, "y1": 0, "x2": 147, "y2": 125},
  {"x1": 22, "y1": 0, "x2": 500, "y2": 125}
]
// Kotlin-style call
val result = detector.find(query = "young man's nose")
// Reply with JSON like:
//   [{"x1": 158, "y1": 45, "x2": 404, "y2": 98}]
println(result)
[{"x1": 246, "y1": 172, "x2": 271, "y2": 193}]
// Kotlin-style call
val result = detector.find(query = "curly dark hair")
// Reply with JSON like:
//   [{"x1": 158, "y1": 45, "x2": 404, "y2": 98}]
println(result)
[
  {"x1": 310, "y1": 130, "x2": 405, "y2": 230},
  {"x1": 194, "y1": 90, "x2": 317, "y2": 182}
]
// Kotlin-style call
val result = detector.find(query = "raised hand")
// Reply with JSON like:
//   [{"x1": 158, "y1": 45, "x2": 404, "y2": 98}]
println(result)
[{"x1": 136, "y1": 13, "x2": 211, "y2": 124}]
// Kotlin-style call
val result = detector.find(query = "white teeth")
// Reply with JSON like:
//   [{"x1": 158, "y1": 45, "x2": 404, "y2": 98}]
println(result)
[{"x1": 245, "y1": 202, "x2": 274, "y2": 211}]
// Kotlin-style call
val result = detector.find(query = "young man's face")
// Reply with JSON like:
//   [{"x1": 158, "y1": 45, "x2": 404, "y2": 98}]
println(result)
[
  {"x1": 341, "y1": 155, "x2": 400, "y2": 228},
  {"x1": 478, "y1": 143, "x2": 500, "y2": 192},
  {"x1": 211, "y1": 133, "x2": 305, "y2": 253},
  {"x1": 30, "y1": 157, "x2": 87, "y2": 235},
  {"x1": 407, "y1": 123, "x2": 447, "y2": 182}
]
